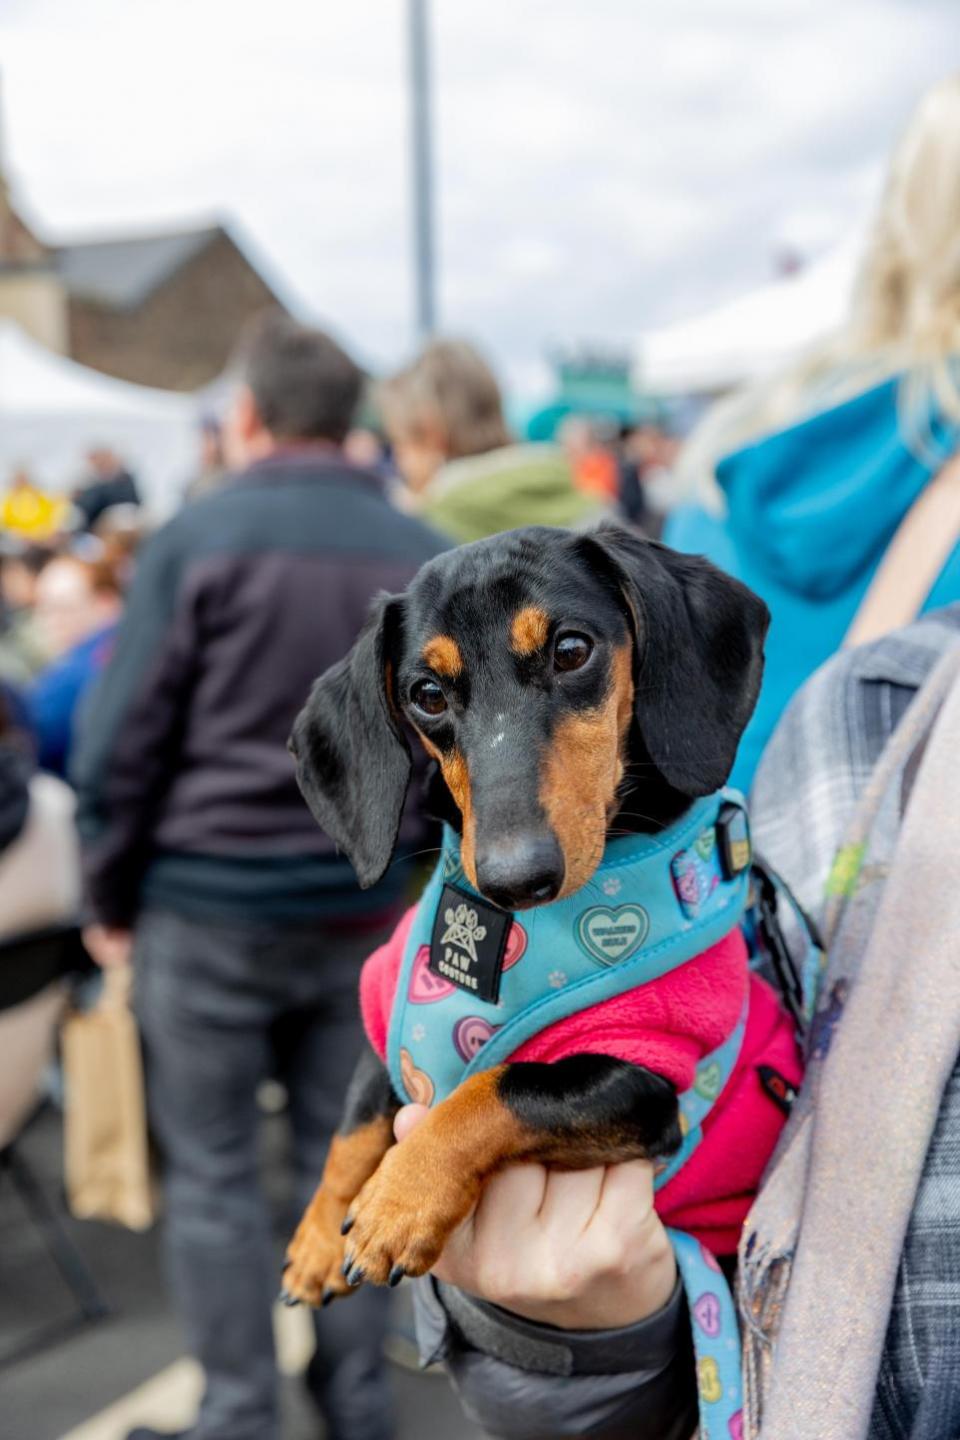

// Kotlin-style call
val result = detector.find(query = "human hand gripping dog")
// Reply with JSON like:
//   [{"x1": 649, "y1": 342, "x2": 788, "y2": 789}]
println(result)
[
  {"x1": 393, "y1": 1102, "x2": 678, "y2": 1330},
  {"x1": 282, "y1": 524, "x2": 800, "y2": 1434}
]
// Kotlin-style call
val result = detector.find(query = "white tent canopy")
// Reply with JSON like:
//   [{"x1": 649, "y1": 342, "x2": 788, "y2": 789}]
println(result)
[
  {"x1": 0, "y1": 321, "x2": 198, "y2": 513},
  {"x1": 635, "y1": 237, "x2": 862, "y2": 397}
]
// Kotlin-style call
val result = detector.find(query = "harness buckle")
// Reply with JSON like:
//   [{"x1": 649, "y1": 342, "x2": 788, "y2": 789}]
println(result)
[
  {"x1": 751, "y1": 860, "x2": 822, "y2": 1039},
  {"x1": 716, "y1": 801, "x2": 752, "y2": 878}
]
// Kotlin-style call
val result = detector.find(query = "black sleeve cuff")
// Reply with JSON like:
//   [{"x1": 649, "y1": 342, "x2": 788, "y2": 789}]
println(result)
[{"x1": 421, "y1": 1275, "x2": 690, "y2": 1377}]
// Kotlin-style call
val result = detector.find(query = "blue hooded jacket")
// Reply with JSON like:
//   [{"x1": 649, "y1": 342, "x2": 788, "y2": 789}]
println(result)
[{"x1": 665, "y1": 376, "x2": 960, "y2": 789}]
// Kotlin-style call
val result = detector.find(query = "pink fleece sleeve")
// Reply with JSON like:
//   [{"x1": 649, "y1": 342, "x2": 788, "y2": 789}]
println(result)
[
  {"x1": 359, "y1": 906, "x2": 417, "y2": 1061},
  {"x1": 656, "y1": 973, "x2": 803, "y2": 1251},
  {"x1": 509, "y1": 929, "x2": 750, "y2": 1093}
]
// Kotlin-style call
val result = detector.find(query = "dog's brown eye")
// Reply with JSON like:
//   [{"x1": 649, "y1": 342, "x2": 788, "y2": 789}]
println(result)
[
  {"x1": 553, "y1": 632, "x2": 593, "y2": 672},
  {"x1": 410, "y1": 679, "x2": 448, "y2": 716}
]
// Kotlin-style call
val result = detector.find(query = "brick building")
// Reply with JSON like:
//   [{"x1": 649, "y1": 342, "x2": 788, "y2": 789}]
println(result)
[
  {"x1": 0, "y1": 175, "x2": 68, "y2": 354},
  {"x1": 57, "y1": 224, "x2": 289, "y2": 391},
  {"x1": 0, "y1": 159, "x2": 290, "y2": 391}
]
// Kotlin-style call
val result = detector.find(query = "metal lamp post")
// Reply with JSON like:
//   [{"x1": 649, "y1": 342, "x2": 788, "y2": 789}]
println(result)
[{"x1": 408, "y1": 0, "x2": 436, "y2": 341}]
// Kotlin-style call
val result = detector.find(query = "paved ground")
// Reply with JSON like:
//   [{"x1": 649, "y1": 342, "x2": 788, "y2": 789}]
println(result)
[{"x1": 0, "y1": 1106, "x2": 486, "y2": 1440}]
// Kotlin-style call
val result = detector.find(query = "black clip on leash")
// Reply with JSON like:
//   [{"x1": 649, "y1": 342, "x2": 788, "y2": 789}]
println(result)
[{"x1": 751, "y1": 860, "x2": 823, "y2": 1041}]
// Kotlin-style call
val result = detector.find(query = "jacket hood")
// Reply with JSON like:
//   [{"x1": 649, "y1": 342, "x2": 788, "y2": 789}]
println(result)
[
  {"x1": 717, "y1": 377, "x2": 957, "y2": 600},
  {"x1": 422, "y1": 444, "x2": 604, "y2": 544}
]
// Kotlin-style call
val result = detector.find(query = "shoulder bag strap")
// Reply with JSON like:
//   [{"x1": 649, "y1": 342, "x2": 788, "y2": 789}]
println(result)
[{"x1": 844, "y1": 450, "x2": 960, "y2": 649}]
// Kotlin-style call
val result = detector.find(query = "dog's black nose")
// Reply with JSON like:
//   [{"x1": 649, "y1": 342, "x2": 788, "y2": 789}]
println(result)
[{"x1": 475, "y1": 833, "x2": 565, "y2": 911}]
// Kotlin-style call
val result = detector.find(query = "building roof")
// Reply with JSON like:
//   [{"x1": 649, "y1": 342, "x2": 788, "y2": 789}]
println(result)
[{"x1": 56, "y1": 224, "x2": 222, "y2": 309}]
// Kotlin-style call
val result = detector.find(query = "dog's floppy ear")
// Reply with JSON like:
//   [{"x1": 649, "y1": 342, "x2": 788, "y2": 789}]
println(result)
[
  {"x1": 288, "y1": 595, "x2": 410, "y2": 888},
  {"x1": 578, "y1": 526, "x2": 769, "y2": 795}
]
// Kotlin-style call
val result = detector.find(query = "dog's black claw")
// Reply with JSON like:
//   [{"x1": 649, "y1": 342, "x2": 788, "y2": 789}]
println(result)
[
  {"x1": 321, "y1": 1286, "x2": 337, "y2": 1307},
  {"x1": 388, "y1": 1264, "x2": 405, "y2": 1288},
  {"x1": 278, "y1": 1288, "x2": 300, "y2": 1308},
  {"x1": 281, "y1": 1258, "x2": 292, "y2": 1273},
  {"x1": 340, "y1": 1214, "x2": 355, "y2": 1236},
  {"x1": 346, "y1": 1263, "x2": 366, "y2": 1288},
  {"x1": 341, "y1": 1254, "x2": 353, "y2": 1278}
]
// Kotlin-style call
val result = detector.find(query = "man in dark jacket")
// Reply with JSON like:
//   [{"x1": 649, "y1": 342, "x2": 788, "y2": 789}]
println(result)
[
  {"x1": 73, "y1": 312, "x2": 445, "y2": 1440},
  {"x1": 73, "y1": 447, "x2": 141, "y2": 529}
]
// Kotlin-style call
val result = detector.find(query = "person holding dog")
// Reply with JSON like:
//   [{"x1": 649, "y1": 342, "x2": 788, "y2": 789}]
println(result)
[
  {"x1": 73, "y1": 312, "x2": 445, "y2": 1440},
  {"x1": 391, "y1": 602, "x2": 960, "y2": 1440}
]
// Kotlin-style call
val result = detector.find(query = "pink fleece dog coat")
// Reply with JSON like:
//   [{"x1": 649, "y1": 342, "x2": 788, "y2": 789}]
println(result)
[{"x1": 360, "y1": 791, "x2": 801, "y2": 1255}]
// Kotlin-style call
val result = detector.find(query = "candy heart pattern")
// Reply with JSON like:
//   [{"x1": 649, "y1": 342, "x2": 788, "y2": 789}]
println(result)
[
  {"x1": 502, "y1": 921, "x2": 527, "y2": 972},
  {"x1": 576, "y1": 904, "x2": 649, "y2": 966},
  {"x1": 697, "y1": 1355, "x2": 723, "y2": 1405},
  {"x1": 408, "y1": 944, "x2": 455, "y2": 1003},
  {"x1": 692, "y1": 1291, "x2": 722, "y2": 1338},
  {"x1": 694, "y1": 1060, "x2": 723, "y2": 1101},
  {"x1": 399, "y1": 1047, "x2": 435, "y2": 1106},
  {"x1": 452, "y1": 1015, "x2": 500, "y2": 1062}
]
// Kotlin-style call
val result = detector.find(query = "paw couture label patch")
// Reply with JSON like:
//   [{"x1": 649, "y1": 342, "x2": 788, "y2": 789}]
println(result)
[{"x1": 429, "y1": 885, "x2": 512, "y2": 1004}]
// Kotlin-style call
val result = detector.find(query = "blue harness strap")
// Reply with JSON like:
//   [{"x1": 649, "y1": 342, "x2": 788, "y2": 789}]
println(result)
[
  {"x1": 387, "y1": 789, "x2": 752, "y2": 1105},
  {"x1": 655, "y1": 999, "x2": 747, "y2": 1191},
  {"x1": 386, "y1": 790, "x2": 753, "y2": 1439},
  {"x1": 669, "y1": 1230, "x2": 744, "y2": 1439}
]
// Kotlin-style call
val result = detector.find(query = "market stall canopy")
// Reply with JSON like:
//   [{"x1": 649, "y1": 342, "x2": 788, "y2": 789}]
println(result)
[
  {"x1": 0, "y1": 321, "x2": 197, "y2": 512},
  {"x1": 635, "y1": 237, "x2": 862, "y2": 397}
]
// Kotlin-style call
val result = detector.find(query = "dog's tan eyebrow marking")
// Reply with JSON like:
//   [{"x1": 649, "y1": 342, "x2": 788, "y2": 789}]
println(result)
[
  {"x1": 422, "y1": 635, "x2": 464, "y2": 677},
  {"x1": 510, "y1": 606, "x2": 550, "y2": 656}
]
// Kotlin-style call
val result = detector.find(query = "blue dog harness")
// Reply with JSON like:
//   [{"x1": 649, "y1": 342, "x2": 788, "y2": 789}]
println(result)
[{"x1": 388, "y1": 790, "x2": 757, "y2": 1439}]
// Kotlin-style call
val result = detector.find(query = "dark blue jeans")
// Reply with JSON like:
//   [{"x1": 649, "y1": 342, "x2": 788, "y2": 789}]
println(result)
[{"x1": 134, "y1": 908, "x2": 396, "y2": 1440}]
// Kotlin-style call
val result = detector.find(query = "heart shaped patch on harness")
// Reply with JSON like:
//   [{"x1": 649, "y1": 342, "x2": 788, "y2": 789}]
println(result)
[
  {"x1": 694, "y1": 1060, "x2": 722, "y2": 1101},
  {"x1": 452, "y1": 1015, "x2": 500, "y2": 1062},
  {"x1": 442, "y1": 850, "x2": 466, "y2": 886},
  {"x1": 692, "y1": 1290, "x2": 722, "y2": 1338},
  {"x1": 502, "y1": 921, "x2": 528, "y2": 972},
  {"x1": 575, "y1": 904, "x2": 649, "y2": 966},
  {"x1": 409, "y1": 944, "x2": 456, "y2": 1003},
  {"x1": 400, "y1": 1047, "x2": 435, "y2": 1106}
]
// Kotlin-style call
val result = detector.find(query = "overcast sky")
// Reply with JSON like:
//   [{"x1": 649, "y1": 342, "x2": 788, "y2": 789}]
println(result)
[{"x1": 2, "y1": 0, "x2": 959, "y2": 392}]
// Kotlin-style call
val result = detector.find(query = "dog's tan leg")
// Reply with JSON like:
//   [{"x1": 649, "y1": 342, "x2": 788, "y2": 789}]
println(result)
[
  {"x1": 340, "y1": 1070, "x2": 520, "y2": 1286},
  {"x1": 284, "y1": 1115, "x2": 396, "y2": 1306},
  {"x1": 339, "y1": 1058, "x2": 680, "y2": 1287}
]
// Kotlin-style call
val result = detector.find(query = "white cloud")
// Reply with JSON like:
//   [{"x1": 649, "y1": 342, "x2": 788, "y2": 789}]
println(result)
[{"x1": 1, "y1": 0, "x2": 958, "y2": 391}]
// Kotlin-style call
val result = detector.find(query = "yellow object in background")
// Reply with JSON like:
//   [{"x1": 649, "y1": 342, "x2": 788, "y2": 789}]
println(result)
[{"x1": 1, "y1": 475, "x2": 69, "y2": 539}]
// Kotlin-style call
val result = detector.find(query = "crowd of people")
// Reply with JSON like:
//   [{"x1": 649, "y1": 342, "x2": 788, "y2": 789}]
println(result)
[
  {"x1": 2, "y1": 66, "x2": 960, "y2": 1440},
  {"x1": 0, "y1": 461, "x2": 143, "y2": 782},
  {"x1": 0, "y1": 347, "x2": 665, "y2": 795}
]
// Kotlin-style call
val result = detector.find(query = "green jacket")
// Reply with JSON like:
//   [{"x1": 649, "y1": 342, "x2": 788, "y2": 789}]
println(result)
[{"x1": 420, "y1": 443, "x2": 606, "y2": 544}]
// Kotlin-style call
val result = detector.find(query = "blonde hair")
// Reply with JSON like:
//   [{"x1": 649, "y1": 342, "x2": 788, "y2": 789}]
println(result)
[
  {"x1": 380, "y1": 339, "x2": 512, "y2": 460},
  {"x1": 677, "y1": 73, "x2": 960, "y2": 505},
  {"x1": 849, "y1": 73, "x2": 960, "y2": 422}
]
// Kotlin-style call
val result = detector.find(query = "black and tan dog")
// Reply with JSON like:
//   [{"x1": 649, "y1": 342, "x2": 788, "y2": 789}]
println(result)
[{"x1": 282, "y1": 524, "x2": 769, "y2": 1305}]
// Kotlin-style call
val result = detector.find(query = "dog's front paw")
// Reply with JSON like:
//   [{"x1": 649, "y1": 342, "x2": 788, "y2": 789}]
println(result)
[
  {"x1": 284, "y1": 1185, "x2": 353, "y2": 1307},
  {"x1": 341, "y1": 1141, "x2": 481, "y2": 1287}
]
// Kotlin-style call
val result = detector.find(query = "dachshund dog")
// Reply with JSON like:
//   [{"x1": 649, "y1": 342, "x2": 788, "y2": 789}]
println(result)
[{"x1": 282, "y1": 524, "x2": 774, "y2": 1305}]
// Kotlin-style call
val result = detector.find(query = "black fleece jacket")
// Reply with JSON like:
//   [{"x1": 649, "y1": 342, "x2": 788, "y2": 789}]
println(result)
[{"x1": 72, "y1": 453, "x2": 446, "y2": 927}]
